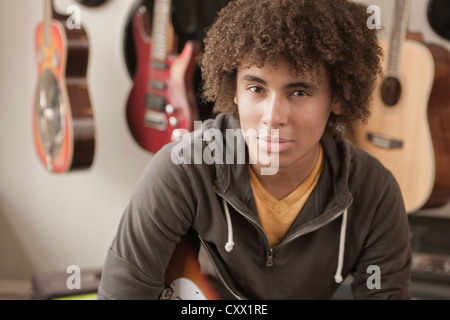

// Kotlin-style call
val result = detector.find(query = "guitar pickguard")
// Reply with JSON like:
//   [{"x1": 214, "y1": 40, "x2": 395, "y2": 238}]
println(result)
[{"x1": 161, "y1": 277, "x2": 207, "y2": 300}]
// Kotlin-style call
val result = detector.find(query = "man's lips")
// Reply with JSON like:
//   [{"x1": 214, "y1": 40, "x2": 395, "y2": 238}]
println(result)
[
  {"x1": 257, "y1": 136, "x2": 293, "y2": 152},
  {"x1": 258, "y1": 136, "x2": 291, "y2": 143}
]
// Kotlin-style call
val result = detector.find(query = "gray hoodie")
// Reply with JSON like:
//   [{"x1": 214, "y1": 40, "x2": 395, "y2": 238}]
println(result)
[{"x1": 98, "y1": 113, "x2": 411, "y2": 300}]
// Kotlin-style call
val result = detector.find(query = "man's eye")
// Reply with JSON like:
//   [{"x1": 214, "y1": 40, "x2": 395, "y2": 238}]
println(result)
[
  {"x1": 292, "y1": 90, "x2": 310, "y2": 97},
  {"x1": 248, "y1": 86, "x2": 264, "y2": 94}
]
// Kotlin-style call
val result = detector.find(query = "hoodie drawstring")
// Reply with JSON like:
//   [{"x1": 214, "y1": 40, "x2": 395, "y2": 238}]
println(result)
[
  {"x1": 223, "y1": 198, "x2": 235, "y2": 252},
  {"x1": 334, "y1": 207, "x2": 348, "y2": 284}
]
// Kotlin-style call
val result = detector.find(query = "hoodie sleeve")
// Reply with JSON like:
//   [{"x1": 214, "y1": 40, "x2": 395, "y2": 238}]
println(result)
[
  {"x1": 97, "y1": 144, "x2": 196, "y2": 300},
  {"x1": 350, "y1": 174, "x2": 412, "y2": 300}
]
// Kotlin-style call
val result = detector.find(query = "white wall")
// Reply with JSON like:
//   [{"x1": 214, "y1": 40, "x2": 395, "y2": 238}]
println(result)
[{"x1": 0, "y1": 0, "x2": 449, "y2": 280}]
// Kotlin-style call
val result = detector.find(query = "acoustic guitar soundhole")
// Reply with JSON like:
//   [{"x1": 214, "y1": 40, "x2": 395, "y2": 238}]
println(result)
[{"x1": 380, "y1": 76, "x2": 402, "y2": 107}]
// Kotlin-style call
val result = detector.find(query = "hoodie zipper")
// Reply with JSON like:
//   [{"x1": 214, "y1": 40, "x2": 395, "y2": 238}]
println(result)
[
  {"x1": 266, "y1": 248, "x2": 274, "y2": 267},
  {"x1": 217, "y1": 190, "x2": 353, "y2": 267},
  {"x1": 215, "y1": 191, "x2": 274, "y2": 266}
]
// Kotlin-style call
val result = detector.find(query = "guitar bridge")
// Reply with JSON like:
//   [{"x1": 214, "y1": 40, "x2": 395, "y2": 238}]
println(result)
[{"x1": 367, "y1": 133, "x2": 403, "y2": 149}]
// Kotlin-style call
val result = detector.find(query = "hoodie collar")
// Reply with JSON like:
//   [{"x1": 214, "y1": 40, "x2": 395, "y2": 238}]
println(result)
[{"x1": 209, "y1": 114, "x2": 353, "y2": 212}]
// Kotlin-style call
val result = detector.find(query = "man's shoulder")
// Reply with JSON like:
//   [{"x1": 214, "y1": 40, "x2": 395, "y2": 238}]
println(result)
[{"x1": 343, "y1": 137, "x2": 397, "y2": 188}]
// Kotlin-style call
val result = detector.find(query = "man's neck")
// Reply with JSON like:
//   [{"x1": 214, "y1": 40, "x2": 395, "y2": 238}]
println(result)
[{"x1": 249, "y1": 144, "x2": 321, "y2": 200}]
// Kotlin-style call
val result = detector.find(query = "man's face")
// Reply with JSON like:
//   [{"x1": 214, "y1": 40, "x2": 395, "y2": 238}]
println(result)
[{"x1": 234, "y1": 55, "x2": 341, "y2": 172}]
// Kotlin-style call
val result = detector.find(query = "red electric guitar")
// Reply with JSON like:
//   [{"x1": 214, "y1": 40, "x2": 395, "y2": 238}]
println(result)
[
  {"x1": 33, "y1": 0, "x2": 95, "y2": 173},
  {"x1": 126, "y1": 0, "x2": 201, "y2": 154}
]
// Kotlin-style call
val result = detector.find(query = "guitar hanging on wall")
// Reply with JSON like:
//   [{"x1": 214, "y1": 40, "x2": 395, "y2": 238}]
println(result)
[
  {"x1": 349, "y1": 0, "x2": 450, "y2": 213},
  {"x1": 33, "y1": 0, "x2": 95, "y2": 173},
  {"x1": 126, "y1": 0, "x2": 201, "y2": 154}
]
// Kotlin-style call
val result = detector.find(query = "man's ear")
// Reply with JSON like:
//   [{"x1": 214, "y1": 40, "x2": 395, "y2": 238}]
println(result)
[
  {"x1": 234, "y1": 94, "x2": 238, "y2": 105},
  {"x1": 331, "y1": 96, "x2": 341, "y2": 115}
]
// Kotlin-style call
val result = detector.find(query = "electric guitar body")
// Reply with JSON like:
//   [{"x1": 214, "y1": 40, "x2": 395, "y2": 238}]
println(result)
[
  {"x1": 161, "y1": 231, "x2": 248, "y2": 300},
  {"x1": 126, "y1": 3, "x2": 200, "y2": 154},
  {"x1": 33, "y1": 0, "x2": 95, "y2": 173}
]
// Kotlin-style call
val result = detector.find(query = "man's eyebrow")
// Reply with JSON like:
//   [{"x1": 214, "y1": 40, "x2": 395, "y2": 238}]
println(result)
[
  {"x1": 241, "y1": 74, "x2": 319, "y2": 90},
  {"x1": 285, "y1": 81, "x2": 319, "y2": 90},
  {"x1": 242, "y1": 74, "x2": 267, "y2": 85}
]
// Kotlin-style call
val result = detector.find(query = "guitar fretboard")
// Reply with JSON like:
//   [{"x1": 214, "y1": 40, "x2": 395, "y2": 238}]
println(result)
[
  {"x1": 151, "y1": 0, "x2": 172, "y2": 62},
  {"x1": 43, "y1": 0, "x2": 52, "y2": 46},
  {"x1": 386, "y1": 0, "x2": 411, "y2": 77}
]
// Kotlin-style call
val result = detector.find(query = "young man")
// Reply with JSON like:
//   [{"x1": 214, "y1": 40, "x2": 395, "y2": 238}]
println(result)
[{"x1": 98, "y1": 0, "x2": 411, "y2": 299}]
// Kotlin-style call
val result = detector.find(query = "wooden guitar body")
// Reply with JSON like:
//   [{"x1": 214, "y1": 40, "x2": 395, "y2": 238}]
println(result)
[
  {"x1": 350, "y1": 0, "x2": 450, "y2": 213},
  {"x1": 351, "y1": 39, "x2": 435, "y2": 213},
  {"x1": 33, "y1": 1, "x2": 95, "y2": 173},
  {"x1": 351, "y1": 39, "x2": 450, "y2": 213},
  {"x1": 425, "y1": 43, "x2": 450, "y2": 208},
  {"x1": 126, "y1": 6, "x2": 200, "y2": 154}
]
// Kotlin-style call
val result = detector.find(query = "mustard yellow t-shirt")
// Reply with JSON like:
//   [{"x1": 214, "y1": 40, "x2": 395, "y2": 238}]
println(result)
[{"x1": 249, "y1": 145, "x2": 324, "y2": 247}]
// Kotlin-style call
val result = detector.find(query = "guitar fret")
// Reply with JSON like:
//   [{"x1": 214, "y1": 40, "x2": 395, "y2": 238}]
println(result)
[
  {"x1": 386, "y1": 0, "x2": 411, "y2": 77},
  {"x1": 150, "y1": 0, "x2": 172, "y2": 61}
]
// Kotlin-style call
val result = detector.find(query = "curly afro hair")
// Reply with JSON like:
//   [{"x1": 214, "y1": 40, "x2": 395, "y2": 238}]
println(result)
[{"x1": 198, "y1": 0, "x2": 383, "y2": 136}]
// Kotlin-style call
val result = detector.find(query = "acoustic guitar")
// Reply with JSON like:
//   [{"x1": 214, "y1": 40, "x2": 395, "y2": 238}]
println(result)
[
  {"x1": 126, "y1": 0, "x2": 200, "y2": 154},
  {"x1": 349, "y1": 0, "x2": 450, "y2": 213},
  {"x1": 33, "y1": 0, "x2": 95, "y2": 173},
  {"x1": 161, "y1": 230, "x2": 248, "y2": 300}
]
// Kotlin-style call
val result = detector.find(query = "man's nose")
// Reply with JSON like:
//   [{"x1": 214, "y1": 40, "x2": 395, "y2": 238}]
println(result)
[{"x1": 262, "y1": 94, "x2": 288, "y2": 128}]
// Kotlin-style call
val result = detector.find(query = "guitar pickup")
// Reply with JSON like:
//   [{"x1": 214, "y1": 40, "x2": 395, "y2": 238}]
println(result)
[
  {"x1": 144, "y1": 110, "x2": 167, "y2": 131},
  {"x1": 149, "y1": 80, "x2": 167, "y2": 91},
  {"x1": 146, "y1": 94, "x2": 166, "y2": 111},
  {"x1": 151, "y1": 60, "x2": 169, "y2": 70}
]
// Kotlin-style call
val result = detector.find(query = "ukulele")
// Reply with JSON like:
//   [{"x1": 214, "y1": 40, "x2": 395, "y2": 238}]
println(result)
[
  {"x1": 33, "y1": 0, "x2": 95, "y2": 173},
  {"x1": 126, "y1": 0, "x2": 200, "y2": 154},
  {"x1": 161, "y1": 230, "x2": 248, "y2": 300},
  {"x1": 349, "y1": 0, "x2": 450, "y2": 213}
]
